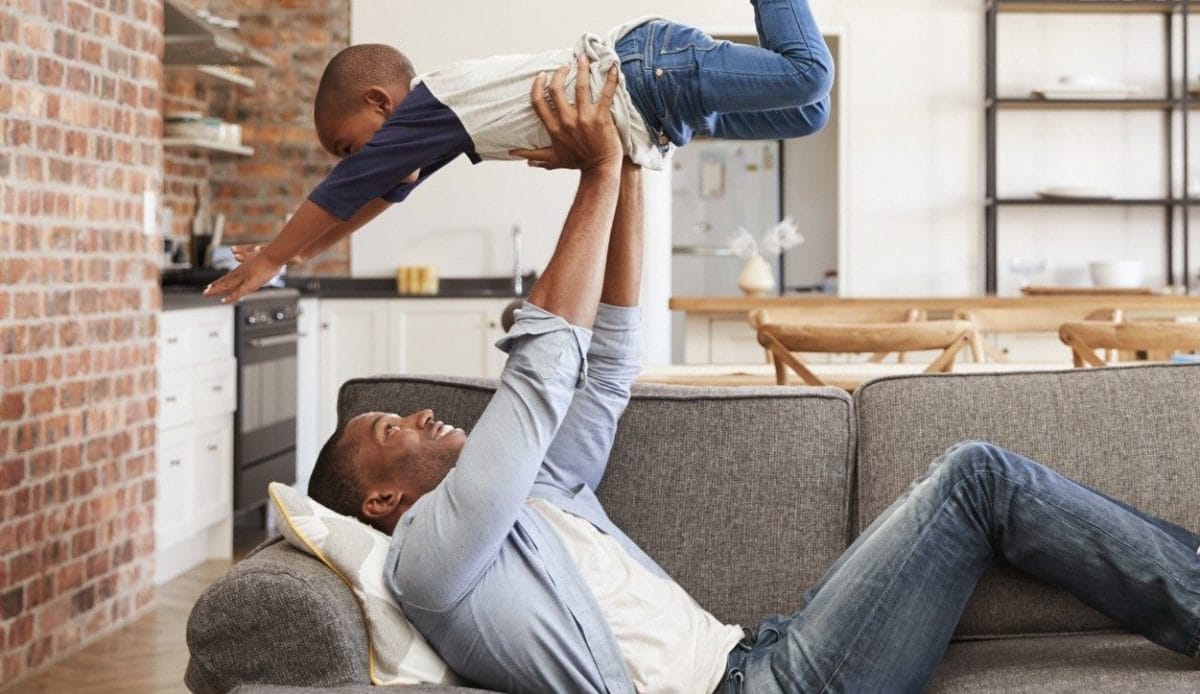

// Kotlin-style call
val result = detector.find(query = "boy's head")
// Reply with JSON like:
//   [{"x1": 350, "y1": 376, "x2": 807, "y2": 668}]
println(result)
[{"x1": 314, "y1": 43, "x2": 415, "y2": 159}]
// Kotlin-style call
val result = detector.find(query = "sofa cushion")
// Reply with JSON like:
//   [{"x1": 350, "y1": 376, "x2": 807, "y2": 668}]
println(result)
[
  {"x1": 853, "y1": 364, "x2": 1200, "y2": 638},
  {"x1": 267, "y1": 483, "x2": 460, "y2": 686},
  {"x1": 927, "y1": 633, "x2": 1198, "y2": 692},
  {"x1": 185, "y1": 539, "x2": 373, "y2": 693},
  {"x1": 338, "y1": 377, "x2": 855, "y2": 628}
]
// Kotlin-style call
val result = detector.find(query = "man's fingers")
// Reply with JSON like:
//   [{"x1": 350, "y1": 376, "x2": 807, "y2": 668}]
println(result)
[
  {"x1": 510, "y1": 147, "x2": 556, "y2": 163},
  {"x1": 529, "y1": 73, "x2": 556, "y2": 128},
  {"x1": 598, "y1": 66, "x2": 620, "y2": 111},
  {"x1": 575, "y1": 54, "x2": 590, "y2": 110},
  {"x1": 549, "y1": 65, "x2": 571, "y2": 116}
]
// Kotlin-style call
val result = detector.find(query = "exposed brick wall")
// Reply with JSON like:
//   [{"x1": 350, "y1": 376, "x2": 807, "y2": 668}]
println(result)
[
  {"x1": 0, "y1": 0, "x2": 163, "y2": 685},
  {"x1": 162, "y1": 0, "x2": 351, "y2": 275}
]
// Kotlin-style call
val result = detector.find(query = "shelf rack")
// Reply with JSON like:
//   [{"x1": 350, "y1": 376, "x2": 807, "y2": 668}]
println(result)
[
  {"x1": 984, "y1": 0, "x2": 1192, "y2": 293},
  {"x1": 163, "y1": 138, "x2": 254, "y2": 157}
]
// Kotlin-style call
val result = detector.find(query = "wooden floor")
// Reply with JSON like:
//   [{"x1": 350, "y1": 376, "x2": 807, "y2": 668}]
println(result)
[{"x1": 6, "y1": 560, "x2": 231, "y2": 694}]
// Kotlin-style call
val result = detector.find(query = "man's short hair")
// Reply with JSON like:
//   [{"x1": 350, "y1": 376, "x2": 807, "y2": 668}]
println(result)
[
  {"x1": 314, "y1": 44, "x2": 415, "y2": 123},
  {"x1": 307, "y1": 423, "x2": 365, "y2": 520}
]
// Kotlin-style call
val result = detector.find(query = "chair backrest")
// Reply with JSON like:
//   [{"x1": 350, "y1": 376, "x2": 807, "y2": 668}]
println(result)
[
  {"x1": 1059, "y1": 320, "x2": 1200, "y2": 367},
  {"x1": 757, "y1": 320, "x2": 975, "y2": 386},
  {"x1": 955, "y1": 307, "x2": 1121, "y2": 363},
  {"x1": 749, "y1": 307, "x2": 926, "y2": 365},
  {"x1": 749, "y1": 306, "x2": 925, "y2": 330}
]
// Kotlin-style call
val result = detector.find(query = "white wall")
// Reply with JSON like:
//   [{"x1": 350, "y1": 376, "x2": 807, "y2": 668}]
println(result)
[{"x1": 351, "y1": 0, "x2": 1192, "y2": 309}]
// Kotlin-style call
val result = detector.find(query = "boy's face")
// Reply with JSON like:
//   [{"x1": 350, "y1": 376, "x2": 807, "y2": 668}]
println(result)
[{"x1": 317, "y1": 85, "x2": 409, "y2": 160}]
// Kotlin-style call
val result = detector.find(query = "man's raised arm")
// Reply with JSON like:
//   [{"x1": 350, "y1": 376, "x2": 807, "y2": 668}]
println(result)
[{"x1": 388, "y1": 60, "x2": 628, "y2": 610}]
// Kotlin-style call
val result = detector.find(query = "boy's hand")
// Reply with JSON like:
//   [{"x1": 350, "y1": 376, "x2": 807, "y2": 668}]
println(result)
[
  {"x1": 232, "y1": 244, "x2": 304, "y2": 265},
  {"x1": 231, "y1": 244, "x2": 265, "y2": 263},
  {"x1": 203, "y1": 252, "x2": 283, "y2": 304},
  {"x1": 510, "y1": 55, "x2": 622, "y2": 172}
]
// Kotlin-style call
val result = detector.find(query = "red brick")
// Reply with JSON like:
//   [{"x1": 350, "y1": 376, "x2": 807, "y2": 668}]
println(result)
[
  {"x1": 0, "y1": 392, "x2": 23, "y2": 420},
  {"x1": 28, "y1": 386, "x2": 55, "y2": 416}
]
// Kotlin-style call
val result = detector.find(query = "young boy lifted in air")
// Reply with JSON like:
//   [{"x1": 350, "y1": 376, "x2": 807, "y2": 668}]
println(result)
[{"x1": 204, "y1": 0, "x2": 833, "y2": 303}]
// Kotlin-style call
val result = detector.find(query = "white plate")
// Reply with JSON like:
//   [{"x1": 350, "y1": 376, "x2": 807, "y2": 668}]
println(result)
[
  {"x1": 1032, "y1": 89, "x2": 1139, "y2": 100},
  {"x1": 1037, "y1": 186, "x2": 1114, "y2": 200}
]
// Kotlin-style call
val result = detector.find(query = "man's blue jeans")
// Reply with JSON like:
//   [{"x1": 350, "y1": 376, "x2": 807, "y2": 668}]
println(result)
[
  {"x1": 616, "y1": 0, "x2": 834, "y2": 148},
  {"x1": 721, "y1": 442, "x2": 1200, "y2": 693}
]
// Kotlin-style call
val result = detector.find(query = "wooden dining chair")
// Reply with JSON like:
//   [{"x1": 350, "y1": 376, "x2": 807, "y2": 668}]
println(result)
[
  {"x1": 954, "y1": 307, "x2": 1122, "y2": 363},
  {"x1": 1059, "y1": 320, "x2": 1200, "y2": 368},
  {"x1": 749, "y1": 307, "x2": 926, "y2": 364},
  {"x1": 756, "y1": 320, "x2": 975, "y2": 386}
]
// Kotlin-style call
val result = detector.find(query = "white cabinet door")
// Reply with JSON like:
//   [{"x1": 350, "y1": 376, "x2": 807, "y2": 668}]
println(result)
[
  {"x1": 192, "y1": 417, "x2": 232, "y2": 528},
  {"x1": 156, "y1": 426, "x2": 195, "y2": 548},
  {"x1": 295, "y1": 298, "x2": 322, "y2": 492},
  {"x1": 392, "y1": 299, "x2": 509, "y2": 378},
  {"x1": 318, "y1": 300, "x2": 393, "y2": 441}
]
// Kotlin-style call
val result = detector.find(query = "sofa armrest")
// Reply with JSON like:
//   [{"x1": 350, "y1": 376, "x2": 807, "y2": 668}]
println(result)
[{"x1": 186, "y1": 539, "x2": 372, "y2": 693}]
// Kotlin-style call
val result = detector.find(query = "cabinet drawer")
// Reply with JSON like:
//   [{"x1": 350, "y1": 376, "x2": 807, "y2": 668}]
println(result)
[
  {"x1": 709, "y1": 319, "x2": 765, "y2": 364},
  {"x1": 193, "y1": 358, "x2": 236, "y2": 416},
  {"x1": 159, "y1": 368, "x2": 194, "y2": 429},
  {"x1": 156, "y1": 426, "x2": 195, "y2": 546},
  {"x1": 192, "y1": 317, "x2": 233, "y2": 361},
  {"x1": 159, "y1": 321, "x2": 194, "y2": 371},
  {"x1": 193, "y1": 417, "x2": 232, "y2": 529}
]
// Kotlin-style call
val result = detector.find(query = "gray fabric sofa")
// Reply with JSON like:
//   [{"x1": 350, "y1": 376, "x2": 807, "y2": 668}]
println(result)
[{"x1": 187, "y1": 365, "x2": 1200, "y2": 692}]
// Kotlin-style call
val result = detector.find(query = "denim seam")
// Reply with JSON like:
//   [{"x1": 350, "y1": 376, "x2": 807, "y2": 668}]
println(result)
[{"x1": 814, "y1": 486, "x2": 969, "y2": 693}]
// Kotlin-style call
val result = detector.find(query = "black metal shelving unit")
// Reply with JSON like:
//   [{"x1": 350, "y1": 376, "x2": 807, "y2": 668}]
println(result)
[{"x1": 984, "y1": 0, "x2": 1191, "y2": 294}]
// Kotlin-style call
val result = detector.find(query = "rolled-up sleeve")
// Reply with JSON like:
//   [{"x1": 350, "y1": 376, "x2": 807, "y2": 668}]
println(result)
[
  {"x1": 387, "y1": 302, "x2": 592, "y2": 610},
  {"x1": 537, "y1": 303, "x2": 643, "y2": 491}
]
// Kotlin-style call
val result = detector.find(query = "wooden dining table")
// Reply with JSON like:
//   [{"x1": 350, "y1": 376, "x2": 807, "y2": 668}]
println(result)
[{"x1": 636, "y1": 361, "x2": 1076, "y2": 393}]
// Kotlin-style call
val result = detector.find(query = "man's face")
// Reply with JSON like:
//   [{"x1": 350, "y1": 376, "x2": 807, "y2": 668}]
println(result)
[{"x1": 343, "y1": 409, "x2": 465, "y2": 502}]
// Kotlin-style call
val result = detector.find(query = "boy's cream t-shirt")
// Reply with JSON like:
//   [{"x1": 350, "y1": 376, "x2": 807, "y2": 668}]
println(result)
[{"x1": 414, "y1": 17, "x2": 669, "y2": 171}]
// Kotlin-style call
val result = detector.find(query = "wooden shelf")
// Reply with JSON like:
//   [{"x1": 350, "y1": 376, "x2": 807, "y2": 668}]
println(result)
[
  {"x1": 166, "y1": 64, "x2": 255, "y2": 88},
  {"x1": 163, "y1": 138, "x2": 253, "y2": 156},
  {"x1": 994, "y1": 97, "x2": 1178, "y2": 110},
  {"x1": 996, "y1": 1, "x2": 1180, "y2": 14}
]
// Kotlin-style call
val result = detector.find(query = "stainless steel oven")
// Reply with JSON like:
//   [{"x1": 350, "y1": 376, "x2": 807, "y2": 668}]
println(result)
[{"x1": 234, "y1": 289, "x2": 299, "y2": 514}]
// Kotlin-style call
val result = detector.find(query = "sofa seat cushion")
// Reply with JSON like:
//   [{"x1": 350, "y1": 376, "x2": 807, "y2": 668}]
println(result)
[{"x1": 928, "y1": 633, "x2": 1198, "y2": 692}]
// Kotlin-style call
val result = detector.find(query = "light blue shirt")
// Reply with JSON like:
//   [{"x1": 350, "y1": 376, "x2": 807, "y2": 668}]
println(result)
[{"x1": 384, "y1": 301, "x2": 663, "y2": 693}]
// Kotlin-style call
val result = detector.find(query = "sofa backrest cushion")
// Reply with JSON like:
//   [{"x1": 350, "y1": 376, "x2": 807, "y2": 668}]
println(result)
[
  {"x1": 853, "y1": 363, "x2": 1200, "y2": 638},
  {"x1": 338, "y1": 376, "x2": 855, "y2": 628}
]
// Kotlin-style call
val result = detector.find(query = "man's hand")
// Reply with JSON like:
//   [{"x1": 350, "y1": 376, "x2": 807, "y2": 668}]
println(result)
[
  {"x1": 203, "y1": 251, "x2": 283, "y2": 304},
  {"x1": 232, "y1": 244, "x2": 306, "y2": 265},
  {"x1": 510, "y1": 55, "x2": 622, "y2": 172}
]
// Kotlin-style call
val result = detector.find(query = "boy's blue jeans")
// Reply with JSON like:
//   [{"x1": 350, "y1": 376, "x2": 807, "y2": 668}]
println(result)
[
  {"x1": 616, "y1": 0, "x2": 834, "y2": 148},
  {"x1": 718, "y1": 442, "x2": 1200, "y2": 692}
]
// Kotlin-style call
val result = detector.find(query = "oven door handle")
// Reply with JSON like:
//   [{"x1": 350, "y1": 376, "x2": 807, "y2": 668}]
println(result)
[{"x1": 248, "y1": 334, "x2": 300, "y2": 348}]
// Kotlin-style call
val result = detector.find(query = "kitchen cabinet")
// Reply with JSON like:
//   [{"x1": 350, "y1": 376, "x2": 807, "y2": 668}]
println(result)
[
  {"x1": 295, "y1": 298, "x2": 322, "y2": 494},
  {"x1": 156, "y1": 305, "x2": 235, "y2": 585},
  {"x1": 391, "y1": 300, "x2": 508, "y2": 378},
  {"x1": 313, "y1": 298, "x2": 513, "y2": 444}
]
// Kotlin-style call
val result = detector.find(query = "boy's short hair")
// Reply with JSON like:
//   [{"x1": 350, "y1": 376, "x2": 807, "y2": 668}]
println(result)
[{"x1": 314, "y1": 43, "x2": 415, "y2": 123}]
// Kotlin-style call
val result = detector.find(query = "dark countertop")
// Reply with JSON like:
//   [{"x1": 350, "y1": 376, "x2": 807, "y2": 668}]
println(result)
[
  {"x1": 284, "y1": 274, "x2": 536, "y2": 299},
  {"x1": 160, "y1": 269, "x2": 535, "y2": 302},
  {"x1": 161, "y1": 287, "x2": 300, "y2": 311}
]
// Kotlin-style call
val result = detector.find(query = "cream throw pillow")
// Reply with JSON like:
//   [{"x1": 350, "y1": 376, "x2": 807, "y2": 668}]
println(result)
[{"x1": 267, "y1": 482, "x2": 461, "y2": 686}]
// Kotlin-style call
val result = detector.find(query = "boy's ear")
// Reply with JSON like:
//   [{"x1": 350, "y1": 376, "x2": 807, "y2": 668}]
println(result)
[{"x1": 364, "y1": 86, "x2": 394, "y2": 115}]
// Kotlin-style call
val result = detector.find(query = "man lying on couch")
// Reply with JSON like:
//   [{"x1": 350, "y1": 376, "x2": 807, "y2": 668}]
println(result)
[{"x1": 307, "y1": 61, "x2": 1200, "y2": 694}]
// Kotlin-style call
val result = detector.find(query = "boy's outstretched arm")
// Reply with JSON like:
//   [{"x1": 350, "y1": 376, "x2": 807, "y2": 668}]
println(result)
[
  {"x1": 204, "y1": 200, "x2": 340, "y2": 303},
  {"x1": 231, "y1": 197, "x2": 392, "y2": 266}
]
